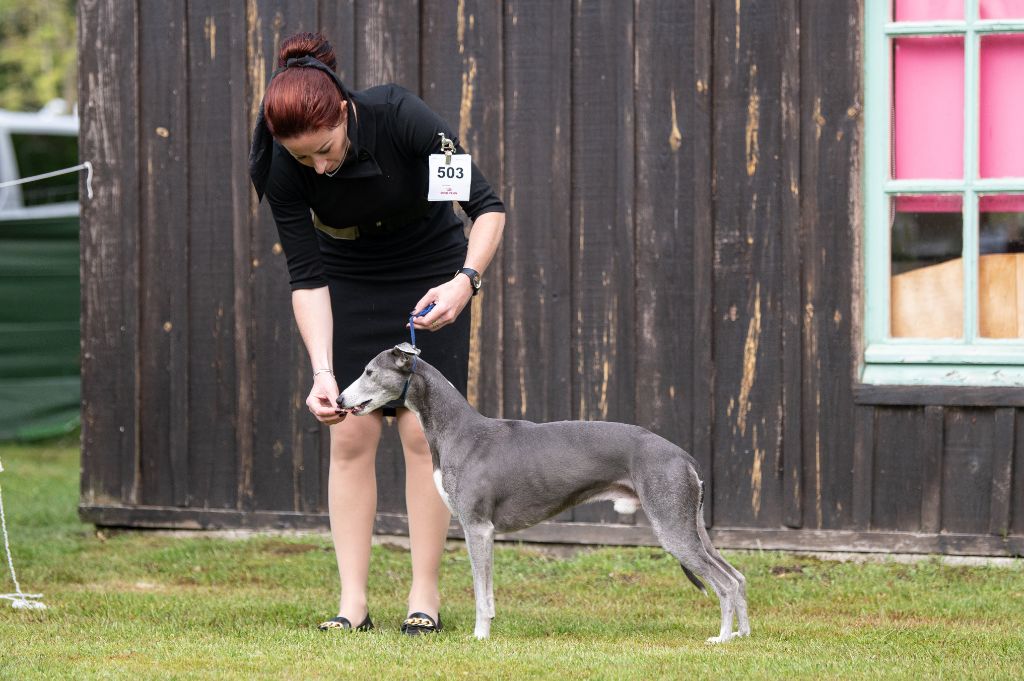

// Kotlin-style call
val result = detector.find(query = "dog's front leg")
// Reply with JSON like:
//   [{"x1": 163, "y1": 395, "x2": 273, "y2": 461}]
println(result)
[{"x1": 463, "y1": 519, "x2": 495, "y2": 639}]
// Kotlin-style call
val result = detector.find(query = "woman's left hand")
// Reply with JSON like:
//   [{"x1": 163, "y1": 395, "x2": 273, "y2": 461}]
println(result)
[{"x1": 410, "y1": 274, "x2": 474, "y2": 332}]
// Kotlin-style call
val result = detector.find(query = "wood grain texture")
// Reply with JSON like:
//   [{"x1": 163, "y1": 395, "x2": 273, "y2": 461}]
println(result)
[
  {"x1": 247, "y1": 0, "x2": 321, "y2": 512},
  {"x1": 780, "y1": 0, "x2": 803, "y2": 529},
  {"x1": 136, "y1": 0, "x2": 190, "y2": 508},
  {"x1": 989, "y1": 408, "x2": 1014, "y2": 536},
  {"x1": 634, "y1": 0, "x2": 694, "y2": 453},
  {"x1": 919, "y1": 405, "x2": 944, "y2": 533},
  {"x1": 570, "y1": 0, "x2": 635, "y2": 524},
  {"x1": 851, "y1": 405, "x2": 875, "y2": 530},
  {"x1": 691, "y1": 0, "x2": 715, "y2": 526},
  {"x1": 185, "y1": 0, "x2": 246, "y2": 511},
  {"x1": 871, "y1": 407, "x2": 923, "y2": 531},
  {"x1": 353, "y1": 0, "x2": 419, "y2": 90},
  {"x1": 502, "y1": 0, "x2": 572, "y2": 427},
  {"x1": 942, "y1": 409, "x2": 994, "y2": 535},
  {"x1": 798, "y1": 0, "x2": 860, "y2": 530},
  {"x1": 710, "y1": 0, "x2": 784, "y2": 528},
  {"x1": 78, "y1": 0, "x2": 141, "y2": 507},
  {"x1": 1013, "y1": 411, "x2": 1024, "y2": 536}
]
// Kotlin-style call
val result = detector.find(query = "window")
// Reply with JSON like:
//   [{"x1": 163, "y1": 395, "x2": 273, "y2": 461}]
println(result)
[
  {"x1": 10, "y1": 133, "x2": 78, "y2": 207},
  {"x1": 863, "y1": 0, "x2": 1024, "y2": 385}
]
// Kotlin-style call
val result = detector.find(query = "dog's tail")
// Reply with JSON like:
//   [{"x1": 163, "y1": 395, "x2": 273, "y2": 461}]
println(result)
[{"x1": 679, "y1": 479, "x2": 708, "y2": 594}]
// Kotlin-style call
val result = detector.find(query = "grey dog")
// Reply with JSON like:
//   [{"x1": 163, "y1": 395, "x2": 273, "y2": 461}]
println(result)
[{"x1": 337, "y1": 344, "x2": 750, "y2": 642}]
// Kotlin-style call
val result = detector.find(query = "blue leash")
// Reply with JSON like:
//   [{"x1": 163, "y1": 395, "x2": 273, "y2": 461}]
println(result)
[
  {"x1": 407, "y1": 302, "x2": 435, "y2": 369},
  {"x1": 399, "y1": 302, "x2": 435, "y2": 402}
]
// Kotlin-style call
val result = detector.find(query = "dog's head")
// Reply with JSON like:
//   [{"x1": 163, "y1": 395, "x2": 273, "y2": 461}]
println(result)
[{"x1": 336, "y1": 343, "x2": 420, "y2": 414}]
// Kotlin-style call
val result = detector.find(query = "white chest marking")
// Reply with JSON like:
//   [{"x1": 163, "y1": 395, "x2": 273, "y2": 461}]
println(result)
[{"x1": 432, "y1": 468, "x2": 454, "y2": 513}]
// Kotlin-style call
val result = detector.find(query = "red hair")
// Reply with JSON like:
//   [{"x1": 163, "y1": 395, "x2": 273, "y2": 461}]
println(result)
[{"x1": 264, "y1": 32, "x2": 343, "y2": 139}]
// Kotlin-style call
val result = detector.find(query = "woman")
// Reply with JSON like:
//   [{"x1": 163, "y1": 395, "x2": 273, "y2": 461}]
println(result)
[{"x1": 249, "y1": 32, "x2": 505, "y2": 634}]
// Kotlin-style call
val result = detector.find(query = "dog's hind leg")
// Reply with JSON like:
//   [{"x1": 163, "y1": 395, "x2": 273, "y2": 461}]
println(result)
[
  {"x1": 462, "y1": 518, "x2": 496, "y2": 639},
  {"x1": 636, "y1": 461, "x2": 743, "y2": 643},
  {"x1": 697, "y1": 520, "x2": 749, "y2": 637}
]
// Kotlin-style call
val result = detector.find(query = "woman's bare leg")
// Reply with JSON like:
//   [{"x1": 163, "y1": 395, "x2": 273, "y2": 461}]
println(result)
[
  {"x1": 397, "y1": 408, "x2": 451, "y2": 620},
  {"x1": 327, "y1": 412, "x2": 384, "y2": 623}
]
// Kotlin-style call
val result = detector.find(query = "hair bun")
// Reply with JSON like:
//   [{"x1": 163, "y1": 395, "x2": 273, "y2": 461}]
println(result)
[{"x1": 278, "y1": 32, "x2": 337, "y2": 71}]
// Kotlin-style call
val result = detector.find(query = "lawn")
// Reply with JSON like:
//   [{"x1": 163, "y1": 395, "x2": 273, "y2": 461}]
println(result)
[{"x1": 0, "y1": 438, "x2": 1021, "y2": 680}]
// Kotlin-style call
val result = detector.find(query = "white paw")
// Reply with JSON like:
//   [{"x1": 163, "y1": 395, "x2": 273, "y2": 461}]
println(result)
[{"x1": 706, "y1": 633, "x2": 736, "y2": 644}]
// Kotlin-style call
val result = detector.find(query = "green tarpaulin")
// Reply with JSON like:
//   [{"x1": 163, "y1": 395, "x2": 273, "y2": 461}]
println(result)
[{"x1": 0, "y1": 214, "x2": 80, "y2": 441}]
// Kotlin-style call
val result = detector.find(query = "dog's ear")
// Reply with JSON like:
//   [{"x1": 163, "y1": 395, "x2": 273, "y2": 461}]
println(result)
[{"x1": 392, "y1": 342, "x2": 420, "y2": 369}]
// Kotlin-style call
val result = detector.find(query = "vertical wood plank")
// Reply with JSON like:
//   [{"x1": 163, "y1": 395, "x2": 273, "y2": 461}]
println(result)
[
  {"x1": 799, "y1": 0, "x2": 861, "y2": 529},
  {"x1": 138, "y1": 0, "x2": 189, "y2": 507},
  {"x1": 871, "y1": 407, "x2": 922, "y2": 530},
  {"x1": 989, "y1": 408, "x2": 1014, "y2": 536},
  {"x1": 353, "y1": 0, "x2": 419, "y2": 91},
  {"x1": 503, "y1": 0, "x2": 571, "y2": 425},
  {"x1": 634, "y1": 1, "x2": 695, "y2": 453},
  {"x1": 248, "y1": 0, "x2": 320, "y2": 512},
  {"x1": 942, "y1": 408, "x2": 994, "y2": 534},
  {"x1": 570, "y1": 0, "x2": 635, "y2": 524},
  {"x1": 78, "y1": 0, "x2": 140, "y2": 506},
  {"x1": 851, "y1": 405, "x2": 874, "y2": 529},
  {"x1": 692, "y1": 0, "x2": 715, "y2": 524},
  {"x1": 421, "y1": 0, "x2": 504, "y2": 419},
  {"x1": 186, "y1": 0, "x2": 247, "y2": 510},
  {"x1": 711, "y1": 0, "x2": 785, "y2": 528},
  {"x1": 919, "y1": 405, "x2": 944, "y2": 533},
  {"x1": 780, "y1": 0, "x2": 803, "y2": 529},
  {"x1": 318, "y1": 0, "x2": 357, "y2": 86},
  {"x1": 314, "y1": 5, "x2": 356, "y2": 508},
  {"x1": 1013, "y1": 410, "x2": 1024, "y2": 536}
]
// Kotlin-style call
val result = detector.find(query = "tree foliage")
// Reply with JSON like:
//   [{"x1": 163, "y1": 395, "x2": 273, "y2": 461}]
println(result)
[{"x1": 0, "y1": 0, "x2": 77, "y2": 112}]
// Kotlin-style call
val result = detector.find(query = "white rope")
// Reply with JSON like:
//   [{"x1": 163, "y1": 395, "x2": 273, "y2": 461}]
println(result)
[
  {"x1": 0, "y1": 457, "x2": 46, "y2": 610},
  {"x1": 0, "y1": 160, "x2": 93, "y2": 200}
]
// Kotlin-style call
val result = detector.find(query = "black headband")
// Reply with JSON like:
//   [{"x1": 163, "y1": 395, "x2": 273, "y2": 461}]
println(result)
[{"x1": 248, "y1": 55, "x2": 352, "y2": 201}]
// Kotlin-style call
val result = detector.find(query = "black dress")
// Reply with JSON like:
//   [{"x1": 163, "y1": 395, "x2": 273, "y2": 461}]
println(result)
[{"x1": 263, "y1": 84, "x2": 504, "y2": 414}]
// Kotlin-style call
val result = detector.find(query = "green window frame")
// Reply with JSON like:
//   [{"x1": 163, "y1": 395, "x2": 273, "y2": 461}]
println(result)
[{"x1": 863, "y1": 0, "x2": 1024, "y2": 386}]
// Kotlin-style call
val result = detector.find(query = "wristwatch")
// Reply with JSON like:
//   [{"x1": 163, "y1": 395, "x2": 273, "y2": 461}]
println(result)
[{"x1": 456, "y1": 267, "x2": 482, "y2": 296}]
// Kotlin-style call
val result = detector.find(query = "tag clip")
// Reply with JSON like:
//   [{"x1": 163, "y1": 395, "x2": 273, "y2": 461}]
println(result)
[{"x1": 438, "y1": 133, "x2": 455, "y2": 165}]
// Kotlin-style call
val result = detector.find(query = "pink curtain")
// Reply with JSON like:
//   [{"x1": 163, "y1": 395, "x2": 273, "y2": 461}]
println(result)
[{"x1": 893, "y1": 0, "x2": 1024, "y2": 211}]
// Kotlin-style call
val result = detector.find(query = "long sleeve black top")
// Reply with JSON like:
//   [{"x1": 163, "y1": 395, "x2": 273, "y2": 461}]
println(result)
[{"x1": 263, "y1": 84, "x2": 504, "y2": 289}]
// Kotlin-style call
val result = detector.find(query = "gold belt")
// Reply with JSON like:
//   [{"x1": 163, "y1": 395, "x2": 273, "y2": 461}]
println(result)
[{"x1": 312, "y1": 212, "x2": 362, "y2": 240}]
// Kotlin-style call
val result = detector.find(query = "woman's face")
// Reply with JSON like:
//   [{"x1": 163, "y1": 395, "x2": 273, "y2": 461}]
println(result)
[{"x1": 278, "y1": 102, "x2": 349, "y2": 175}]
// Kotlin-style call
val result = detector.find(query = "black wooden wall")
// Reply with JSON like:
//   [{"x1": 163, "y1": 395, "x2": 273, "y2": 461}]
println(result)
[{"x1": 78, "y1": 0, "x2": 1024, "y2": 556}]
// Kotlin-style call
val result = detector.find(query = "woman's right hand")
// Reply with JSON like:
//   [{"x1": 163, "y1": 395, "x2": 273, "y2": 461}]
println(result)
[{"x1": 306, "y1": 372, "x2": 347, "y2": 425}]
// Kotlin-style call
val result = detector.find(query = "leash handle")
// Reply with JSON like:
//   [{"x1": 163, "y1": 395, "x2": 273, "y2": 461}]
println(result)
[{"x1": 408, "y1": 302, "x2": 436, "y2": 350}]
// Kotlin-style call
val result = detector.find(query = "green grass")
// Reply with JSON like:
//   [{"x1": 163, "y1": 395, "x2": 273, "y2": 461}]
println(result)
[{"x1": 0, "y1": 439, "x2": 1022, "y2": 680}]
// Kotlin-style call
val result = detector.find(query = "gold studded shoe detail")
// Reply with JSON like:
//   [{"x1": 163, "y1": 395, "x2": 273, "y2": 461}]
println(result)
[
  {"x1": 400, "y1": 611, "x2": 442, "y2": 635},
  {"x1": 317, "y1": 613, "x2": 374, "y2": 631}
]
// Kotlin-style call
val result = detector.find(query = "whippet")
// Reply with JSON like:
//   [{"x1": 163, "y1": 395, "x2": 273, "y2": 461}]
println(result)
[{"x1": 337, "y1": 344, "x2": 750, "y2": 643}]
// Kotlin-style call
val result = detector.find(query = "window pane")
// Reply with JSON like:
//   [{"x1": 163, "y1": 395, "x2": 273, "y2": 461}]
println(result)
[
  {"x1": 10, "y1": 134, "x2": 79, "y2": 206},
  {"x1": 893, "y1": 37, "x2": 964, "y2": 180},
  {"x1": 891, "y1": 195, "x2": 964, "y2": 338},
  {"x1": 980, "y1": 0, "x2": 1024, "y2": 19},
  {"x1": 980, "y1": 34, "x2": 1024, "y2": 178},
  {"x1": 894, "y1": 0, "x2": 963, "y2": 21},
  {"x1": 979, "y1": 195, "x2": 1024, "y2": 338}
]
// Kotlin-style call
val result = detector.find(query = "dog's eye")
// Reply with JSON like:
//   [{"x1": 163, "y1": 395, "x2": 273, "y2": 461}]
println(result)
[{"x1": 365, "y1": 369, "x2": 374, "y2": 377}]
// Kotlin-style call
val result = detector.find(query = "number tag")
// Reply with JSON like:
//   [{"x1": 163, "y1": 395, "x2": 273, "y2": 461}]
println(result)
[{"x1": 428, "y1": 153, "x2": 472, "y2": 201}]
